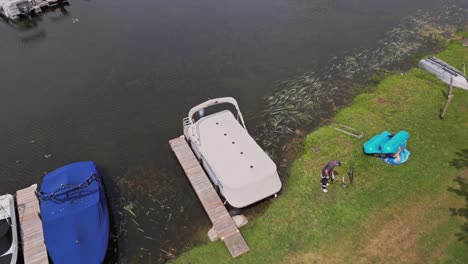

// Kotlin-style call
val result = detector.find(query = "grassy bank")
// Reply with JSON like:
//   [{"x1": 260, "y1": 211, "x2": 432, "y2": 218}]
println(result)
[{"x1": 175, "y1": 38, "x2": 468, "y2": 263}]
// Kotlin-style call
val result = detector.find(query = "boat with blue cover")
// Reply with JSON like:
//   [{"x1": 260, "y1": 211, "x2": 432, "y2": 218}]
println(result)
[{"x1": 39, "y1": 161, "x2": 109, "y2": 264}]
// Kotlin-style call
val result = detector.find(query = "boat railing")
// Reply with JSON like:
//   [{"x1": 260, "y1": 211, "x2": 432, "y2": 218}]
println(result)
[
  {"x1": 187, "y1": 97, "x2": 247, "y2": 129},
  {"x1": 185, "y1": 97, "x2": 248, "y2": 145},
  {"x1": 0, "y1": 198, "x2": 12, "y2": 227},
  {"x1": 183, "y1": 117, "x2": 193, "y2": 128}
]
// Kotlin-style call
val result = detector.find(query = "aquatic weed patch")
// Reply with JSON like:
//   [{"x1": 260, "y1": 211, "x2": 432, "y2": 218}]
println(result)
[
  {"x1": 174, "y1": 36, "x2": 468, "y2": 263},
  {"x1": 109, "y1": 165, "x2": 211, "y2": 262},
  {"x1": 255, "y1": 3, "x2": 466, "y2": 160}
]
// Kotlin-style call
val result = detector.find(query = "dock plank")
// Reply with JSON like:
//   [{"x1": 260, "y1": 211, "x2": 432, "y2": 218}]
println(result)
[
  {"x1": 224, "y1": 232, "x2": 250, "y2": 258},
  {"x1": 169, "y1": 137, "x2": 249, "y2": 258},
  {"x1": 16, "y1": 184, "x2": 49, "y2": 264}
]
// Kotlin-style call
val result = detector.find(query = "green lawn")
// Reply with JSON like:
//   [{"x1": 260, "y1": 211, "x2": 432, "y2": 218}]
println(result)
[{"x1": 175, "y1": 38, "x2": 468, "y2": 264}]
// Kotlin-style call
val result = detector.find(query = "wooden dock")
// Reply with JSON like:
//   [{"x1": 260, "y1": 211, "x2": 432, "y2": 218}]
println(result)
[
  {"x1": 169, "y1": 137, "x2": 250, "y2": 258},
  {"x1": 16, "y1": 184, "x2": 49, "y2": 264}
]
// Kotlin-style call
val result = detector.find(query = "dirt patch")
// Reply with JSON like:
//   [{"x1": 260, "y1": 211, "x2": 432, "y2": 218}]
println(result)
[
  {"x1": 284, "y1": 252, "x2": 328, "y2": 264},
  {"x1": 286, "y1": 192, "x2": 458, "y2": 264},
  {"x1": 361, "y1": 195, "x2": 450, "y2": 263},
  {"x1": 365, "y1": 215, "x2": 419, "y2": 263}
]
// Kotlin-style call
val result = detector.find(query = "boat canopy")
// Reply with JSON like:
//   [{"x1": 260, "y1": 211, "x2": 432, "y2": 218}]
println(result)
[
  {"x1": 194, "y1": 109, "x2": 282, "y2": 208},
  {"x1": 39, "y1": 161, "x2": 109, "y2": 264}
]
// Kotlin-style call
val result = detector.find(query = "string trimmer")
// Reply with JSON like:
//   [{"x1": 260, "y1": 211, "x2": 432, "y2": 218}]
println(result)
[
  {"x1": 341, "y1": 166, "x2": 354, "y2": 189},
  {"x1": 340, "y1": 176, "x2": 348, "y2": 189}
]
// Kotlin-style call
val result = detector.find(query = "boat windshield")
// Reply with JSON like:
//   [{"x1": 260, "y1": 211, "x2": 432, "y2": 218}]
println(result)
[{"x1": 0, "y1": 218, "x2": 13, "y2": 256}]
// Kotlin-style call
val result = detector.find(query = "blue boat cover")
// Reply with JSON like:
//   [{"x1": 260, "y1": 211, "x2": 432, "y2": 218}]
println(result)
[{"x1": 39, "y1": 161, "x2": 109, "y2": 264}]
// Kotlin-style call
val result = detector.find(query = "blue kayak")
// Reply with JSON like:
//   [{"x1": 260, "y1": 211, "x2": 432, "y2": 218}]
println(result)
[
  {"x1": 363, "y1": 130, "x2": 409, "y2": 154},
  {"x1": 39, "y1": 161, "x2": 109, "y2": 264}
]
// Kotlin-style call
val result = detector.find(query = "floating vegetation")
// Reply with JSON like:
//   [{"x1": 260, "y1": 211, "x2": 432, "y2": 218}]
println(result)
[
  {"x1": 123, "y1": 204, "x2": 137, "y2": 218},
  {"x1": 255, "y1": 3, "x2": 466, "y2": 159},
  {"x1": 109, "y1": 164, "x2": 192, "y2": 262}
]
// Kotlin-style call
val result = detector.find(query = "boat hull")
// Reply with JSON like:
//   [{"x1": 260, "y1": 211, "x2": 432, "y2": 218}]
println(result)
[{"x1": 419, "y1": 57, "x2": 468, "y2": 90}]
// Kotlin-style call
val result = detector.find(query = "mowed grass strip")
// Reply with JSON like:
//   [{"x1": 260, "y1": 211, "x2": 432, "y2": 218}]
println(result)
[{"x1": 175, "y1": 38, "x2": 468, "y2": 264}]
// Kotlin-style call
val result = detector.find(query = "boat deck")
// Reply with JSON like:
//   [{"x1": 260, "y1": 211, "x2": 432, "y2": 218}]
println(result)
[
  {"x1": 169, "y1": 136, "x2": 249, "y2": 258},
  {"x1": 16, "y1": 184, "x2": 49, "y2": 264}
]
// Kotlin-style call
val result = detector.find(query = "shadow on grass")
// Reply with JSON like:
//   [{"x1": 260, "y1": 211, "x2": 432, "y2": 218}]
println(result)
[
  {"x1": 450, "y1": 149, "x2": 468, "y2": 169},
  {"x1": 448, "y1": 149, "x2": 468, "y2": 245}
]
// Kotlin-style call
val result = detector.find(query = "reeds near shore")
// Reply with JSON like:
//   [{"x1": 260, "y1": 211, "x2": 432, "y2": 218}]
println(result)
[{"x1": 255, "y1": 5, "x2": 465, "y2": 159}]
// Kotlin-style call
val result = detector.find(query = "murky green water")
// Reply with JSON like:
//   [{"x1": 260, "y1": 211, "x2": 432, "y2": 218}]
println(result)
[{"x1": 0, "y1": 0, "x2": 466, "y2": 262}]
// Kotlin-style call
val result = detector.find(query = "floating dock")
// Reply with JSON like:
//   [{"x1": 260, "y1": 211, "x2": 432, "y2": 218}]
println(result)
[
  {"x1": 169, "y1": 137, "x2": 249, "y2": 258},
  {"x1": 0, "y1": 0, "x2": 65, "y2": 20},
  {"x1": 16, "y1": 184, "x2": 49, "y2": 264}
]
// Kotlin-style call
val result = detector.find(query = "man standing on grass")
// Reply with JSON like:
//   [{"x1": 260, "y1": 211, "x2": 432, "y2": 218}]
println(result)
[{"x1": 321, "y1": 160, "x2": 341, "y2": 193}]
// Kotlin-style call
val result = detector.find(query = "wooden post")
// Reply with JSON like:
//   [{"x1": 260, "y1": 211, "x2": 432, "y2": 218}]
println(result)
[
  {"x1": 440, "y1": 96, "x2": 453, "y2": 119},
  {"x1": 440, "y1": 76, "x2": 454, "y2": 119},
  {"x1": 440, "y1": 95, "x2": 454, "y2": 119},
  {"x1": 448, "y1": 76, "x2": 453, "y2": 98}
]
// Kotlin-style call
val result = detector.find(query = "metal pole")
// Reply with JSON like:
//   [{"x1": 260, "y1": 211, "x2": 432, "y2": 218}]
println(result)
[{"x1": 329, "y1": 125, "x2": 364, "y2": 139}]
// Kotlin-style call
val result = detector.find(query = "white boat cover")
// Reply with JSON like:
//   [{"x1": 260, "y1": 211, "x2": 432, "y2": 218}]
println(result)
[
  {"x1": 418, "y1": 57, "x2": 468, "y2": 90},
  {"x1": 0, "y1": 194, "x2": 18, "y2": 264},
  {"x1": 194, "y1": 110, "x2": 282, "y2": 208}
]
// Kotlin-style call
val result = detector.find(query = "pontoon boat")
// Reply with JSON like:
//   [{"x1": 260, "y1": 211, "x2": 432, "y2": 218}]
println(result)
[{"x1": 183, "y1": 97, "x2": 282, "y2": 208}]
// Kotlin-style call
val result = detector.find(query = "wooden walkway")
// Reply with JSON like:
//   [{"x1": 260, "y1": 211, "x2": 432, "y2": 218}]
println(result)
[
  {"x1": 16, "y1": 184, "x2": 49, "y2": 264},
  {"x1": 169, "y1": 137, "x2": 250, "y2": 258}
]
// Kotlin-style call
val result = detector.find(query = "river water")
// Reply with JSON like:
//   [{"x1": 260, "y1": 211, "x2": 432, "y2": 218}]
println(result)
[{"x1": 0, "y1": 0, "x2": 466, "y2": 262}]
